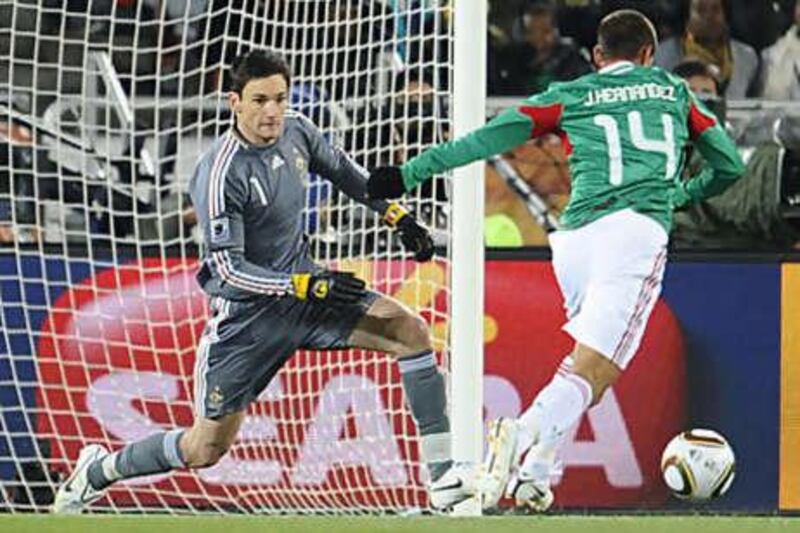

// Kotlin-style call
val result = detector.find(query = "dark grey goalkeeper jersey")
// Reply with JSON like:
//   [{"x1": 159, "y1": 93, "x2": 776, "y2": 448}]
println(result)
[{"x1": 189, "y1": 110, "x2": 389, "y2": 301}]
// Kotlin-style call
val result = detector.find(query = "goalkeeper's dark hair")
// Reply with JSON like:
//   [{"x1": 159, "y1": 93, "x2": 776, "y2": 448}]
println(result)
[
  {"x1": 597, "y1": 9, "x2": 658, "y2": 61},
  {"x1": 230, "y1": 49, "x2": 292, "y2": 94}
]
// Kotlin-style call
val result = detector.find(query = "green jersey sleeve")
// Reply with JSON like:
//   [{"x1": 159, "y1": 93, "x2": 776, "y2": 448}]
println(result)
[
  {"x1": 400, "y1": 90, "x2": 564, "y2": 191},
  {"x1": 671, "y1": 93, "x2": 746, "y2": 208}
]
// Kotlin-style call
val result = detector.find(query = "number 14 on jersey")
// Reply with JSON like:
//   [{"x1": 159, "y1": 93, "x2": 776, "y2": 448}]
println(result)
[{"x1": 593, "y1": 111, "x2": 677, "y2": 185}]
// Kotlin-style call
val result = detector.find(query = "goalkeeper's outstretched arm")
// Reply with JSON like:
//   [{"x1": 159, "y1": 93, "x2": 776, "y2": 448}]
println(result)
[{"x1": 298, "y1": 114, "x2": 435, "y2": 261}]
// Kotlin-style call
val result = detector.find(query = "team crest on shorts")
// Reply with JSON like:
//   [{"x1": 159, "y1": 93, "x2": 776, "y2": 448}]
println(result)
[{"x1": 208, "y1": 386, "x2": 224, "y2": 408}]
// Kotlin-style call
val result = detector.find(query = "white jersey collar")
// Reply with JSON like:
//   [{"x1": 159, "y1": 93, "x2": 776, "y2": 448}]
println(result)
[{"x1": 598, "y1": 60, "x2": 635, "y2": 74}]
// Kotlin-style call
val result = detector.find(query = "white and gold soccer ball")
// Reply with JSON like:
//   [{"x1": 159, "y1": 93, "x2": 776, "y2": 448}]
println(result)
[{"x1": 660, "y1": 429, "x2": 736, "y2": 501}]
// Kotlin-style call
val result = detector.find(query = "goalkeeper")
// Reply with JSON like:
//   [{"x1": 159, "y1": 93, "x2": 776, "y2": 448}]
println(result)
[{"x1": 53, "y1": 50, "x2": 473, "y2": 512}]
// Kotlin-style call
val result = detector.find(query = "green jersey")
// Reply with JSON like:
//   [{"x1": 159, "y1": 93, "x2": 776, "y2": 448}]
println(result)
[{"x1": 400, "y1": 61, "x2": 746, "y2": 232}]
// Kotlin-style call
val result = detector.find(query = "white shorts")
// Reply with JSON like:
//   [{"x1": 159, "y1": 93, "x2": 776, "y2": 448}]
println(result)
[{"x1": 549, "y1": 208, "x2": 668, "y2": 370}]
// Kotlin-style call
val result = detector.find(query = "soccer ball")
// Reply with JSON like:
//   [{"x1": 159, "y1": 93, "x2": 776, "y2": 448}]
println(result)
[{"x1": 660, "y1": 429, "x2": 736, "y2": 501}]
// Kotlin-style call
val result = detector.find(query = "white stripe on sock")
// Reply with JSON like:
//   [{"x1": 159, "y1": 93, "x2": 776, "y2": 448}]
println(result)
[
  {"x1": 163, "y1": 429, "x2": 186, "y2": 468},
  {"x1": 397, "y1": 351, "x2": 436, "y2": 374},
  {"x1": 101, "y1": 451, "x2": 121, "y2": 482},
  {"x1": 420, "y1": 432, "x2": 451, "y2": 464}
]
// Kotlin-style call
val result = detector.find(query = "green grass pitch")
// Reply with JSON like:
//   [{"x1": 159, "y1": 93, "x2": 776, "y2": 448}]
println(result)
[{"x1": 1, "y1": 515, "x2": 797, "y2": 533}]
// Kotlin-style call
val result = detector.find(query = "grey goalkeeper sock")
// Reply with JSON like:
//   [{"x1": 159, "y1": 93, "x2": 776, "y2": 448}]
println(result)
[
  {"x1": 87, "y1": 429, "x2": 186, "y2": 491},
  {"x1": 398, "y1": 350, "x2": 452, "y2": 481}
]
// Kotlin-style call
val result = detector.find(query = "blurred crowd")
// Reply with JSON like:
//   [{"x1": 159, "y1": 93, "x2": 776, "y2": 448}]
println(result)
[
  {"x1": 488, "y1": 0, "x2": 800, "y2": 99},
  {"x1": 486, "y1": 0, "x2": 800, "y2": 250},
  {"x1": 0, "y1": 0, "x2": 798, "y2": 252}
]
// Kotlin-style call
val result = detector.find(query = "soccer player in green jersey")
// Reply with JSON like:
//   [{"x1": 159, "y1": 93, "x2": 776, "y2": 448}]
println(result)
[{"x1": 367, "y1": 10, "x2": 745, "y2": 511}]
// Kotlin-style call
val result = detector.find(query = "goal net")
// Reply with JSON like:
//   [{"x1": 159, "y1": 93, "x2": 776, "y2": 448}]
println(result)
[{"x1": 0, "y1": 0, "x2": 476, "y2": 514}]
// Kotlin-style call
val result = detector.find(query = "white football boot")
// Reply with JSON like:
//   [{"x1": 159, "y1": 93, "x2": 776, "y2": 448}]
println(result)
[
  {"x1": 52, "y1": 444, "x2": 109, "y2": 514},
  {"x1": 506, "y1": 473, "x2": 554, "y2": 513},
  {"x1": 429, "y1": 461, "x2": 477, "y2": 510},
  {"x1": 480, "y1": 417, "x2": 520, "y2": 509},
  {"x1": 507, "y1": 445, "x2": 557, "y2": 513}
]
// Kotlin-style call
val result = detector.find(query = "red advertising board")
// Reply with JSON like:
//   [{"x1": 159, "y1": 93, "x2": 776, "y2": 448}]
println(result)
[{"x1": 35, "y1": 259, "x2": 686, "y2": 510}]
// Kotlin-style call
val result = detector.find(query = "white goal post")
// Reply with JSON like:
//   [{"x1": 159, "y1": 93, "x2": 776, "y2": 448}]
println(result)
[
  {"x1": 0, "y1": 0, "x2": 485, "y2": 515},
  {"x1": 449, "y1": 0, "x2": 486, "y2": 518}
]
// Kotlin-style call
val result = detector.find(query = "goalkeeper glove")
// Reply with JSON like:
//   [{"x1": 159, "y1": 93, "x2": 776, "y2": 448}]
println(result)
[
  {"x1": 368, "y1": 166, "x2": 407, "y2": 199},
  {"x1": 384, "y1": 203, "x2": 435, "y2": 262},
  {"x1": 292, "y1": 271, "x2": 367, "y2": 305}
]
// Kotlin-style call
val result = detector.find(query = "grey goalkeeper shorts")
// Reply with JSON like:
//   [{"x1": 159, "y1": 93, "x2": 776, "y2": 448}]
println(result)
[{"x1": 193, "y1": 290, "x2": 379, "y2": 419}]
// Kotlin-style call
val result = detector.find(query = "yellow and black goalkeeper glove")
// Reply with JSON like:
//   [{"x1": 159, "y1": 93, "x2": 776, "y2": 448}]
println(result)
[
  {"x1": 292, "y1": 271, "x2": 367, "y2": 305},
  {"x1": 368, "y1": 166, "x2": 406, "y2": 199},
  {"x1": 384, "y1": 203, "x2": 435, "y2": 262}
]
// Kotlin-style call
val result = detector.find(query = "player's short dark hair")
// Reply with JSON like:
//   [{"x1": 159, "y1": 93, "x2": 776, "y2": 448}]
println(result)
[
  {"x1": 673, "y1": 59, "x2": 720, "y2": 91},
  {"x1": 597, "y1": 9, "x2": 658, "y2": 60},
  {"x1": 230, "y1": 49, "x2": 292, "y2": 94},
  {"x1": 526, "y1": 2, "x2": 557, "y2": 20}
]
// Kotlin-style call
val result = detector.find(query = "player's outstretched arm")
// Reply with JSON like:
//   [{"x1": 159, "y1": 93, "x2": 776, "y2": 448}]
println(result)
[
  {"x1": 671, "y1": 97, "x2": 746, "y2": 208},
  {"x1": 367, "y1": 97, "x2": 563, "y2": 199}
]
